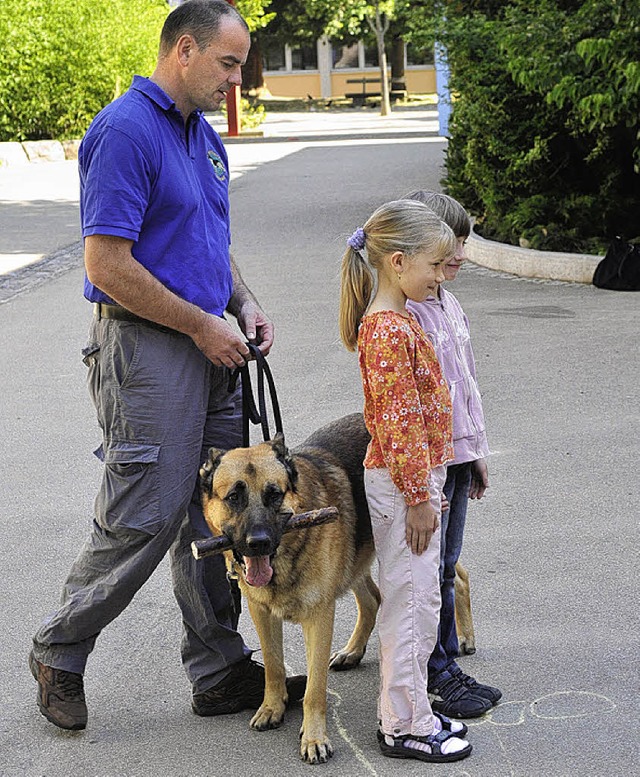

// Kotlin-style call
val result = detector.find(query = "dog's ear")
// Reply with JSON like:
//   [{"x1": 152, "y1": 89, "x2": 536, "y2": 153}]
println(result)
[
  {"x1": 200, "y1": 447, "x2": 225, "y2": 497},
  {"x1": 270, "y1": 433, "x2": 298, "y2": 492},
  {"x1": 270, "y1": 433, "x2": 288, "y2": 459}
]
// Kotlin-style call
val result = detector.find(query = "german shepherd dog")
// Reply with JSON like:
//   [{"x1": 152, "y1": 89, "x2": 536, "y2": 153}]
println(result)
[{"x1": 200, "y1": 413, "x2": 474, "y2": 764}]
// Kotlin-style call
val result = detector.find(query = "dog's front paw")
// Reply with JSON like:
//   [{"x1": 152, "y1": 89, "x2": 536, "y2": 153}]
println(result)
[
  {"x1": 329, "y1": 647, "x2": 365, "y2": 671},
  {"x1": 299, "y1": 729, "x2": 333, "y2": 764},
  {"x1": 250, "y1": 701, "x2": 286, "y2": 731}
]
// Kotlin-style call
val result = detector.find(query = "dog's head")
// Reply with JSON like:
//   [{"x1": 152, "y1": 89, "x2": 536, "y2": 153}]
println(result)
[{"x1": 200, "y1": 434, "x2": 298, "y2": 588}]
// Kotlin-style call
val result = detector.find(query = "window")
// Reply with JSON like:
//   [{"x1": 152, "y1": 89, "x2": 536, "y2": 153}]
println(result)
[
  {"x1": 332, "y1": 41, "x2": 359, "y2": 69},
  {"x1": 363, "y1": 43, "x2": 379, "y2": 68},
  {"x1": 406, "y1": 43, "x2": 435, "y2": 66},
  {"x1": 291, "y1": 45, "x2": 318, "y2": 71},
  {"x1": 262, "y1": 42, "x2": 286, "y2": 71}
]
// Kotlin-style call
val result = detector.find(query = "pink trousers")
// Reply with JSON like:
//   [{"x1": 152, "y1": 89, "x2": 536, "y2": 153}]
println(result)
[{"x1": 365, "y1": 465, "x2": 446, "y2": 737}]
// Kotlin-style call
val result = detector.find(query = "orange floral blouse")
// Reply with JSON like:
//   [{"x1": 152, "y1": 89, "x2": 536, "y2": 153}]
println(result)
[{"x1": 358, "y1": 310, "x2": 454, "y2": 505}]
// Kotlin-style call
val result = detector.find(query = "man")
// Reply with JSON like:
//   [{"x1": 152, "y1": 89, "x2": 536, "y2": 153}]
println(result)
[{"x1": 29, "y1": 0, "x2": 304, "y2": 731}]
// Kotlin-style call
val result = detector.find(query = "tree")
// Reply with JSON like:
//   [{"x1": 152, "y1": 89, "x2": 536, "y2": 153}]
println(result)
[
  {"x1": 368, "y1": 2, "x2": 392, "y2": 115},
  {"x1": 400, "y1": 0, "x2": 640, "y2": 251},
  {"x1": 258, "y1": 0, "x2": 401, "y2": 114},
  {"x1": 502, "y1": 0, "x2": 640, "y2": 174},
  {"x1": 235, "y1": 0, "x2": 275, "y2": 31},
  {"x1": 0, "y1": 0, "x2": 277, "y2": 141},
  {"x1": 234, "y1": 0, "x2": 275, "y2": 93},
  {"x1": 0, "y1": 0, "x2": 170, "y2": 141}
]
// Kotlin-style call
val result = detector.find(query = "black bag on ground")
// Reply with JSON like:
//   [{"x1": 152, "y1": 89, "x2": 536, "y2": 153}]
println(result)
[{"x1": 592, "y1": 237, "x2": 640, "y2": 291}]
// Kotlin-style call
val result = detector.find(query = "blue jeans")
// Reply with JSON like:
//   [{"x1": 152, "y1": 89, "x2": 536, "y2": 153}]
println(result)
[{"x1": 427, "y1": 461, "x2": 472, "y2": 682}]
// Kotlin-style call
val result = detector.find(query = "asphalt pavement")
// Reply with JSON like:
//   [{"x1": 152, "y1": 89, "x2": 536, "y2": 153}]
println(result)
[{"x1": 1, "y1": 106, "x2": 638, "y2": 777}]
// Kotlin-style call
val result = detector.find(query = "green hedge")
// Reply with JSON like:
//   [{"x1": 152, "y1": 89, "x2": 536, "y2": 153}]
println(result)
[
  {"x1": 0, "y1": 0, "x2": 169, "y2": 142},
  {"x1": 402, "y1": 0, "x2": 640, "y2": 253}
]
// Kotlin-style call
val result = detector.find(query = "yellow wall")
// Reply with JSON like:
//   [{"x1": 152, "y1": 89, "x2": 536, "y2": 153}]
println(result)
[
  {"x1": 331, "y1": 69, "x2": 436, "y2": 96},
  {"x1": 405, "y1": 68, "x2": 436, "y2": 94},
  {"x1": 263, "y1": 67, "x2": 435, "y2": 100},
  {"x1": 262, "y1": 73, "x2": 323, "y2": 99},
  {"x1": 331, "y1": 71, "x2": 380, "y2": 97}
]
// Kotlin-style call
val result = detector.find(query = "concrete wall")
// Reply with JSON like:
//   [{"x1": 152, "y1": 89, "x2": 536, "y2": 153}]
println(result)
[{"x1": 467, "y1": 227, "x2": 602, "y2": 284}]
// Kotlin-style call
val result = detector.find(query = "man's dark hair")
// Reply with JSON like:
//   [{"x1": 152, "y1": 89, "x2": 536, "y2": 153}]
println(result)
[{"x1": 160, "y1": 0, "x2": 248, "y2": 54}]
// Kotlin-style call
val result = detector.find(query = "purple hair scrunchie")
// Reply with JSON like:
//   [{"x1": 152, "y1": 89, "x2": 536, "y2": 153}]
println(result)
[{"x1": 347, "y1": 227, "x2": 366, "y2": 252}]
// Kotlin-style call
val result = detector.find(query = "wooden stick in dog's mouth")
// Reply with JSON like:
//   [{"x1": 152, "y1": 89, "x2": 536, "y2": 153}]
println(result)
[{"x1": 191, "y1": 506, "x2": 339, "y2": 560}]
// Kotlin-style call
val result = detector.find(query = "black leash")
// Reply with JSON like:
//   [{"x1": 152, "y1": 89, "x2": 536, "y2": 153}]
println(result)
[{"x1": 228, "y1": 343, "x2": 284, "y2": 446}]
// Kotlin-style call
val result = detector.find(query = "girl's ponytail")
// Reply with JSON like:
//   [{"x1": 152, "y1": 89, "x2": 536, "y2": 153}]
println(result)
[
  {"x1": 339, "y1": 200, "x2": 456, "y2": 351},
  {"x1": 339, "y1": 242, "x2": 373, "y2": 352}
]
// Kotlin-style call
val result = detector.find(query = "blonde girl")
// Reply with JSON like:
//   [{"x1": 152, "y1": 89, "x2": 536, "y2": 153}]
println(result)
[{"x1": 339, "y1": 200, "x2": 472, "y2": 764}]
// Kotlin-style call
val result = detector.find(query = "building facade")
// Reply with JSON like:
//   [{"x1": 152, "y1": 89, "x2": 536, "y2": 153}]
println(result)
[{"x1": 259, "y1": 36, "x2": 435, "y2": 100}]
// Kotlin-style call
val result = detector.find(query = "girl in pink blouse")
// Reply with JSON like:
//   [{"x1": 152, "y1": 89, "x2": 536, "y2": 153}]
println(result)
[{"x1": 339, "y1": 200, "x2": 472, "y2": 764}]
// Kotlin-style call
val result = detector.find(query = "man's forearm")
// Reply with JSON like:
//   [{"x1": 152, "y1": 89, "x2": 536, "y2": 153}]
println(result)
[
  {"x1": 226, "y1": 253, "x2": 260, "y2": 318},
  {"x1": 85, "y1": 234, "x2": 208, "y2": 339}
]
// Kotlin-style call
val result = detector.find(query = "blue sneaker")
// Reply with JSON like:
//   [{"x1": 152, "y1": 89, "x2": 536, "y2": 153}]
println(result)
[{"x1": 449, "y1": 664, "x2": 502, "y2": 705}]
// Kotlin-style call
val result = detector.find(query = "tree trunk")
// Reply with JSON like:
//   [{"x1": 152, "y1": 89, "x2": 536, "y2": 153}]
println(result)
[
  {"x1": 241, "y1": 37, "x2": 264, "y2": 95},
  {"x1": 391, "y1": 36, "x2": 406, "y2": 93},
  {"x1": 373, "y1": 6, "x2": 391, "y2": 116}
]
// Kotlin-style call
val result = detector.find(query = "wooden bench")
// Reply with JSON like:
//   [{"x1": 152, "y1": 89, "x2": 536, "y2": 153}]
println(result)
[{"x1": 345, "y1": 77, "x2": 381, "y2": 106}]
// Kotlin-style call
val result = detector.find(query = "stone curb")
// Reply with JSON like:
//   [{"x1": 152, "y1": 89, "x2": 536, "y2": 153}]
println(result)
[
  {"x1": 0, "y1": 241, "x2": 83, "y2": 305},
  {"x1": 0, "y1": 139, "x2": 80, "y2": 166},
  {"x1": 466, "y1": 226, "x2": 602, "y2": 284}
]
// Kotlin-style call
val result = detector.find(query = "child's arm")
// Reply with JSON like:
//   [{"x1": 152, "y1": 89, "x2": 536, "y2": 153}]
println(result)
[{"x1": 469, "y1": 457, "x2": 489, "y2": 499}]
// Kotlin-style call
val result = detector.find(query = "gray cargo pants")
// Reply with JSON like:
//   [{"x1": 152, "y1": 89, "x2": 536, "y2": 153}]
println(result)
[{"x1": 32, "y1": 316, "x2": 250, "y2": 693}]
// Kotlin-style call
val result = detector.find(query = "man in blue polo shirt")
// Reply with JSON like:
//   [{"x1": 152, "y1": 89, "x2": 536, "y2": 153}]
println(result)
[{"x1": 29, "y1": 0, "x2": 304, "y2": 731}]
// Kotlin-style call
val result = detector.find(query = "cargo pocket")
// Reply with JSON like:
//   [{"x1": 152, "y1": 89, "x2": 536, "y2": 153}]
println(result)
[
  {"x1": 96, "y1": 441, "x2": 162, "y2": 536},
  {"x1": 364, "y1": 469, "x2": 397, "y2": 527},
  {"x1": 82, "y1": 342, "x2": 102, "y2": 420}
]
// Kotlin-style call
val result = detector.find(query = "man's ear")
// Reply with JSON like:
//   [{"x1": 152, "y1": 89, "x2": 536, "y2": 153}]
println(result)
[
  {"x1": 176, "y1": 33, "x2": 195, "y2": 66},
  {"x1": 200, "y1": 447, "x2": 225, "y2": 497}
]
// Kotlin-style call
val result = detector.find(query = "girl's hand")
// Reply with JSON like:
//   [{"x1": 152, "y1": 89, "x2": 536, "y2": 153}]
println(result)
[
  {"x1": 469, "y1": 458, "x2": 489, "y2": 500},
  {"x1": 440, "y1": 493, "x2": 450, "y2": 514},
  {"x1": 406, "y1": 501, "x2": 439, "y2": 556}
]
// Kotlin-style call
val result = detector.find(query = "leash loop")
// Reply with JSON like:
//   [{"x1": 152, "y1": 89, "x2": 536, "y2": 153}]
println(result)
[{"x1": 228, "y1": 344, "x2": 284, "y2": 446}]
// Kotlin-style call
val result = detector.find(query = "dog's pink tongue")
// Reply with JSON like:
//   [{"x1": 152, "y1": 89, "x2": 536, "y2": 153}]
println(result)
[{"x1": 244, "y1": 555, "x2": 273, "y2": 587}]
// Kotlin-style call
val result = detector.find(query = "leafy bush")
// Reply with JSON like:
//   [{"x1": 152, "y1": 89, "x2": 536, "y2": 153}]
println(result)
[
  {"x1": 0, "y1": 0, "x2": 169, "y2": 142},
  {"x1": 221, "y1": 97, "x2": 266, "y2": 129},
  {"x1": 401, "y1": 0, "x2": 640, "y2": 253}
]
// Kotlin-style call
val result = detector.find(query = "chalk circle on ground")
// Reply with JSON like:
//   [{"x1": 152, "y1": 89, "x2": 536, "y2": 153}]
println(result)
[
  {"x1": 530, "y1": 690, "x2": 616, "y2": 721},
  {"x1": 485, "y1": 700, "x2": 527, "y2": 727}
]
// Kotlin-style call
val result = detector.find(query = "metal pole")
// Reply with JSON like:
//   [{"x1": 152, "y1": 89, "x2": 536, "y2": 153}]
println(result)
[{"x1": 225, "y1": 0, "x2": 241, "y2": 136}]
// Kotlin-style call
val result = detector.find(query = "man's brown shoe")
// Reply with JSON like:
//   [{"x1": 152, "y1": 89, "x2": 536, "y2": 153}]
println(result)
[{"x1": 29, "y1": 651, "x2": 88, "y2": 730}]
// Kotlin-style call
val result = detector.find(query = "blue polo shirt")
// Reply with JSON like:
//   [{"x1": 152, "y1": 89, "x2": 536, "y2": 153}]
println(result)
[{"x1": 80, "y1": 76, "x2": 233, "y2": 316}]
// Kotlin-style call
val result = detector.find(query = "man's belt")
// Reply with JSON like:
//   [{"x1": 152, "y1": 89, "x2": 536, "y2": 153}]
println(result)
[{"x1": 93, "y1": 303, "x2": 177, "y2": 335}]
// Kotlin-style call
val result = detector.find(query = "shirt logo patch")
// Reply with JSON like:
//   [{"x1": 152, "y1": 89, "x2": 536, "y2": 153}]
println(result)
[{"x1": 207, "y1": 150, "x2": 226, "y2": 181}]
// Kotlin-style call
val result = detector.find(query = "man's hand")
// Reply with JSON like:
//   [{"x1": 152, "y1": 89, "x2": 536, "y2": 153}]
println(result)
[
  {"x1": 406, "y1": 501, "x2": 440, "y2": 556},
  {"x1": 469, "y1": 458, "x2": 489, "y2": 500},
  {"x1": 191, "y1": 313, "x2": 251, "y2": 368},
  {"x1": 236, "y1": 300, "x2": 274, "y2": 355},
  {"x1": 84, "y1": 236, "x2": 251, "y2": 369}
]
